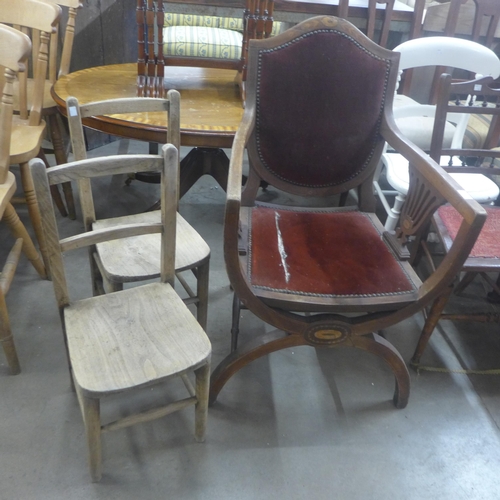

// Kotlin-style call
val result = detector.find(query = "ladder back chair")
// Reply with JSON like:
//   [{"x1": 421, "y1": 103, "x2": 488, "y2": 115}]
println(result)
[
  {"x1": 0, "y1": 0, "x2": 62, "y2": 273},
  {"x1": 136, "y1": 0, "x2": 277, "y2": 97},
  {"x1": 0, "y1": 24, "x2": 47, "y2": 375},
  {"x1": 411, "y1": 73, "x2": 500, "y2": 366},
  {"x1": 66, "y1": 92, "x2": 210, "y2": 330},
  {"x1": 29, "y1": 143, "x2": 211, "y2": 482},
  {"x1": 209, "y1": 16, "x2": 486, "y2": 409}
]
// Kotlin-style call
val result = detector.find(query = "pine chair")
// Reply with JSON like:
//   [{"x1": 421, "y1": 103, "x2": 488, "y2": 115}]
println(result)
[
  {"x1": 0, "y1": 0, "x2": 62, "y2": 272},
  {"x1": 209, "y1": 16, "x2": 486, "y2": 409},
  {"x1": 411, "y1": 73, "x2": 500, "y2": 366},
  {"x1": 22, "y1": 0, "x2": 83, "y2": 220},
  {"x1": 0, "y1": 24, "x2": 47, "y2": 375},
  {"x1": 29, "y1": 143, "x2": 211, "y2": 482},
  {"x1": 66, "y1": 92, "x2": 210, "y2": 329}
]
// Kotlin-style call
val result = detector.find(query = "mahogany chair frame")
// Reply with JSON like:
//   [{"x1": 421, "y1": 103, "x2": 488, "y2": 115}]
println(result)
[
  {"x1": 411, "y1": 73, "x2": 500, "y2": 366},
  {"x1": 209, "y1": 16, "x2": 486, "y2": 410}
]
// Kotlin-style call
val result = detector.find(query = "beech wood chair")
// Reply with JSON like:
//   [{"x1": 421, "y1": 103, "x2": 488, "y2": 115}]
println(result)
[
  {"x1": 29, "y1": 143, "x2": 211, "y2": 482},
  {"x1": 209, "y1": 16, "x2": 487, "y2": 409},
  {"x1": 23, "y1": 0, "x2": 83, "y2": 220},
  {"x1": 65, "y1": 93, "x2": 210, "y2": 329},
  {"x1": 411, "y1": 73, "x2": 500, "y2": 366},
  {"x1": 0, "y1": 24, "x2": 47, "y2": 375},
  {"x1": 0, "y1": 0, "x2": 62, "y2": 272}
]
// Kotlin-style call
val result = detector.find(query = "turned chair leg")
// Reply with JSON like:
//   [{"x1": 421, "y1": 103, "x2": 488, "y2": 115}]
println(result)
[
  {"x1": 3, "y1": 203, "x2": 46, "y2": 279},
  {"x1": 19, "y1": 161, "x2": 50, "y2": 274}
]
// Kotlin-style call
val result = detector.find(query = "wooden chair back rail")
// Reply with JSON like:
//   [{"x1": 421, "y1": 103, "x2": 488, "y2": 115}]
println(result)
[
  {"x1": 431, "y1": 74, "x2": 500, "y2": 162},
  {"x1": 32, "y1": 150, "x2": 178, "y2": 305},
  {"x1": 66, "y1": 93, "x2": 180, "y2": 231}
]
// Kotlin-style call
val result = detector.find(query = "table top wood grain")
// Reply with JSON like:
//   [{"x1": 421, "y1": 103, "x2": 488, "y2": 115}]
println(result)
[{"x1": 52, "y1": 63, "x2": 244, "y2": 148}]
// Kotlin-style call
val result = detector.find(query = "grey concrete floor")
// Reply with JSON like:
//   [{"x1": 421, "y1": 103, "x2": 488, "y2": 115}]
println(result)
[{"x1": 1, "y1": 141, "x2": 500, "y2": 499}]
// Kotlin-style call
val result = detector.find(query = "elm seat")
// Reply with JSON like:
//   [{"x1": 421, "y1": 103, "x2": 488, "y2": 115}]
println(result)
[{"x1": 209, "y1": 16, "x2": 486, "y2": 411}]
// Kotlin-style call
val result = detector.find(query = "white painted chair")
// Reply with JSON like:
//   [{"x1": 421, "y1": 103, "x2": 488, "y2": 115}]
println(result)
[{"x1": 375, "y1": 36, "x2": 500, "y2": 230}]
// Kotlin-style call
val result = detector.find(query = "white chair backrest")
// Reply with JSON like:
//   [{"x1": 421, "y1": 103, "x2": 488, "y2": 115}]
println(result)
[{"x1": 394, "y1": 36, "x2": 500, "y2": 77}]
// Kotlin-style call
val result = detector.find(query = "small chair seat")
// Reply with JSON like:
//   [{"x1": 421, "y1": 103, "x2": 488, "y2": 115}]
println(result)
[
  {"x1": 163, "y1": 26, "x2": 243, "y2": 59},
  {"x1": 245, "y1": 205, "x2": 421, "y2": 311},
  {"x1": 66, "y1": 282, "x2": 211, "y2": 395},
  {"x1": 436, "y1": 204, "x2": 500, "y2": 258},
  {"x1": 9, "y1": 118, "x2": 45, "y2": 164},
  {"x1": 92, "y1": 210, "x2": 211, "y2": 281},
  {"x1": 384, "y1": 153, "x2": 500, "y2": 204}
]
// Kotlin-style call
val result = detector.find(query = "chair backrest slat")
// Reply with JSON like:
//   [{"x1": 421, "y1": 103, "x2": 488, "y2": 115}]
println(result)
[
  {"x1": 0, "y1": 0, "x2": 61, "y2": 125},
  {"x1": 66, "y1": 91, "x2": 180, "y2": 231},
  {"x1": 29, "y1": 142, "x2": 179, "y2": 309}
]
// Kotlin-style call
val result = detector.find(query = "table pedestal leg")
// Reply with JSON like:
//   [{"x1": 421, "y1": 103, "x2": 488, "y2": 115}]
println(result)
[
  {"x1": 179, "y1": 147, "x2": 229, "y2": 198},
  {"x1": 134, "y1": 147, "x2": 229, "y2": 199}
]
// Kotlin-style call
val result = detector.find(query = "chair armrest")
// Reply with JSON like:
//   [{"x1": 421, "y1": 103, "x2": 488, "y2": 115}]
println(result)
[{"x1": 381, "y1": 111, "x2": 487, "y2": 305}]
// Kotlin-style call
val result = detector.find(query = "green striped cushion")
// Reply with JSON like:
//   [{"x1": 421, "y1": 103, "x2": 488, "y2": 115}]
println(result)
[
  {"x1": 164, "y1": 13, "x2": 283, "y2": 35},
  {"x1": 164, "y1": 13, "x2": 220, "y2": 28},
  {"x1": 464, "y1": 114, "x2": 494, "y2": 150},
  {"x1": 163, "y1": 26, "x2": 243, "y2": 59}
]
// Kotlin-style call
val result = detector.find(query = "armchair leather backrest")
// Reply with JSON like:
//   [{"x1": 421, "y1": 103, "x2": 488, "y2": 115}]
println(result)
[{"x1": 244, "y1": 16, "x2": 400, "y2": 198}]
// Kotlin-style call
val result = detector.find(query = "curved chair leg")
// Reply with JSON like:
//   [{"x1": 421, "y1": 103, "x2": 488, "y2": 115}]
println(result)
[
  {"x1": 3, "y1": 203, "x2": 46, "y2": 279},
  {"x1": 351, "y1": 333, "x2": 410, "y2": 409},
  {"x1": 410, "y1": 287, "x2": 452, "y2": 367},
  {"x1": 209, "y1": 330, "x2": 307, "y2": 405},
  {"x1": 230, "y1": 293, "x2": 241, "y2": 352}
]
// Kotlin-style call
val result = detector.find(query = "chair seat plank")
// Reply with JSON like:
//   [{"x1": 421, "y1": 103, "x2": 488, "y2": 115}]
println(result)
[{"x1": 93, "y1": 211, "x2": 210, "y2": 280}]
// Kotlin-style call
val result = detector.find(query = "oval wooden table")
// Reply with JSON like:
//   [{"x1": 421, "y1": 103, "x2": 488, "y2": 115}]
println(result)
[{"x1": 52, "y1": 63, "x2": 245, "y2": 196}]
